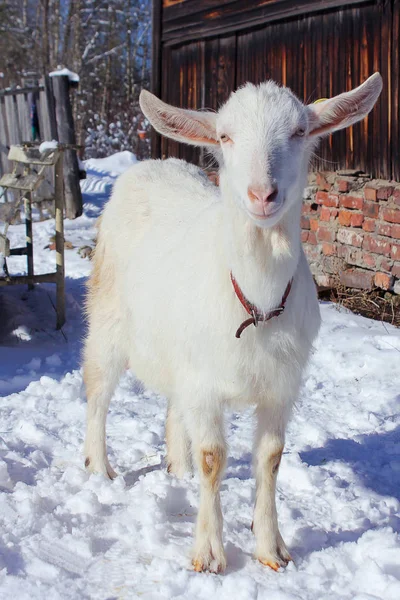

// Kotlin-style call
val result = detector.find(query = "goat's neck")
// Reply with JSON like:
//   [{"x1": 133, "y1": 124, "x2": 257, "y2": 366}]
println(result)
[{"x1": 220, "y1": 175, "x2": 302, "y2": 311}]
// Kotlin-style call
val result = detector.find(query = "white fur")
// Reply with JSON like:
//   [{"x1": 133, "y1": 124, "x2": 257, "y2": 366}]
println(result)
[{"x1": 84, "y1": 74, "x2": 382, "y2": 572}]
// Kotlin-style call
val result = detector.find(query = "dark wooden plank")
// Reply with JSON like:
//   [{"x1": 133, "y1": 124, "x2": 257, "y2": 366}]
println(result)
[
  {"x1": 151, "y1": 0, "x2": 163, "y2": 158},
  {"x1": 162, "y1": 0, "x2": 373, "y2": 45},
  {"x1": 379, "y1": 0, "x2": 390, "y2": 180},
  {"x1": 391, "y1": 0, "x2": 399, "y2": 180}
]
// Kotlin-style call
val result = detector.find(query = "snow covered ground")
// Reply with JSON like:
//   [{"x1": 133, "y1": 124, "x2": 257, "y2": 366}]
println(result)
[{"x1": 1, "y1": 152, "x2": 400, "y2": 600}]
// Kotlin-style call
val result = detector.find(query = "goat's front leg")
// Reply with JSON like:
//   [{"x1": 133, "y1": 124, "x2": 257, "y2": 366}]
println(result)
[
  {"x1": 253, "y1": 405, "x2": 292, "y2": 570},
  {"x1": 188, "y1": 407, "x2": 227, "y2": 573}
]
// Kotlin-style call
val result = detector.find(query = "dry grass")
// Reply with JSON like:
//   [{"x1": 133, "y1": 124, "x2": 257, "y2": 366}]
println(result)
[{"x1": 318, "y1": 285, "x2": 400, "y2": 328}]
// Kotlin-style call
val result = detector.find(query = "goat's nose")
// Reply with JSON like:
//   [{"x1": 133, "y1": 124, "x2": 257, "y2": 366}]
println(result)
[{"x1": 247, "y1": 185, "x2": 279, "y2": 205}]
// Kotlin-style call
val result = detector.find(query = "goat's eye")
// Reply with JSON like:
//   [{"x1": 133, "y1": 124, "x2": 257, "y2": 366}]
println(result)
[
  {"x1": 294, "y1": 127, "x2": 306, "y2": 138},
  {"x1": 220, "y1": 134, "x2": 231, "y2": 143}
]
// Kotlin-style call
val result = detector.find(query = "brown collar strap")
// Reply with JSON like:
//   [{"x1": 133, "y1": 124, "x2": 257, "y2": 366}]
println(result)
[{"x1": 230, "y1": 273, "x2": 293, "y2": 339}]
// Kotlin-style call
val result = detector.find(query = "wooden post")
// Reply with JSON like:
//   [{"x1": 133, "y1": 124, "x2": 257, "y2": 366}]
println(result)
[
  {"x1": 24, "y1": 192, "x2": 34, "y2": 290},
  {"x1": 54, "y1": 155, "x2": 65, "y2": 329},
  {"x1": 51, "y1": 75, "x2": 83, "y2": 219}
]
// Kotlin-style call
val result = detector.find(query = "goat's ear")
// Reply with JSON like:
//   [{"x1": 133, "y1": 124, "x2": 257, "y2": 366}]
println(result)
[
  {"x1": 139, "y1": 90, "x2": 218, "y2": 147},
  {"x1": 307, "y1": 73, "x2": 382, "y2": 137}
]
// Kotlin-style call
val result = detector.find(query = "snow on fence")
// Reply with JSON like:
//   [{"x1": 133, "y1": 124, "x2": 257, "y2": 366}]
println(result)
[{"x1": 0, "y1": 75, "x2": 82, "y2": 218}]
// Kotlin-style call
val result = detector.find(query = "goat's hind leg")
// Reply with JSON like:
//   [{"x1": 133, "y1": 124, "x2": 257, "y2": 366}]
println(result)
[
  {"x1": 166, "y1": 401, "x2": 191, "y2": 477},
  {"x1": 84, "y1": 329, "x2": 125, "y2": 479}
]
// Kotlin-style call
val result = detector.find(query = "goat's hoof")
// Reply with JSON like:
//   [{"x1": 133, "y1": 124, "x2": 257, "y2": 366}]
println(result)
[
  {"x1": 84, "y1": 457, "x2": 117, "y2": 480},
  {"x1": 192, "y1": 547, "x2": 226, "y2": 574},
  {"x1": 257, "y1": 550, "x2": 292, "y2": 571}
]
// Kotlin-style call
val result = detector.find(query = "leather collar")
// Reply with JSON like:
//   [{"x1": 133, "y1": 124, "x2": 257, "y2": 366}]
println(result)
[{"x1": 230, "y1": 273, "x2": 293, "y2": 338}]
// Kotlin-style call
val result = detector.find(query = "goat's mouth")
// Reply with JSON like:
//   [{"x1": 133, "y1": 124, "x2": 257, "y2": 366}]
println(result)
[{"x1": 245, "y1": 198, "x2": 284, "y2": 225}]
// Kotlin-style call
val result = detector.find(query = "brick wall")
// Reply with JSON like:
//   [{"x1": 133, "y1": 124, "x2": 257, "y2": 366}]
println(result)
[
  {"x1": 302, "y1": 172, "x2": 400, "y2": 294},
  {"x1": 205, "y1": 170, "x2": 400, "y2": 295}
]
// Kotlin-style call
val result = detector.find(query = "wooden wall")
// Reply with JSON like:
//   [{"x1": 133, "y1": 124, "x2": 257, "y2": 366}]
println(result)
[{"x1": 153, "y1": 0, "x2": 400, "y2": 180}]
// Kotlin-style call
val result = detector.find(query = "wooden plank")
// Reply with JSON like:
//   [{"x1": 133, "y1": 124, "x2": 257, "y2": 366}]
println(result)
[
  {"x1": 379, "y1": 0, "x2": 390, "y2": 180},
  {"x1": 162, "y1": 0, "x2": 373, "y2": 45},
  {"x1": 16, "y1": 94, "x2": 31, "y2": 142},
  {"x1": 151, "y1": 0, "x2": 163, "y2": 158},
  {"x1": 0, "y1": 97, "x2": 11, "y2": 175},
  {"x1": 0, "y1": 172, "x2": 44, "y2": 192},
  {"x1": 4, "y1": 95, "x2": 20, "y2": 145},
  {"x1": 391, "y1": 0, "x2": 400, "y2": 180},
  {"x1": 8, "y1": 145, "x2": 59, "y2": 165}
]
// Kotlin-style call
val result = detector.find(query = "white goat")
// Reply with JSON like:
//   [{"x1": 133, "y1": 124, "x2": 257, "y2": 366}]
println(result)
[{"x1": 84, "y1": 73, "x2": 382, "y2": 573}]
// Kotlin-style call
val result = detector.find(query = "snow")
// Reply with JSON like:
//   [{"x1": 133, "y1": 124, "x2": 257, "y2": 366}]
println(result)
[
  {"x1": 39, "y1": 141, "x2": 59, "y2": 154},
  {"x1": 49, "y1": 68, "x2": 80, "y2": 83},
  {"x1": 1, "y1": 152, "x2": 400, "y2": 599}
]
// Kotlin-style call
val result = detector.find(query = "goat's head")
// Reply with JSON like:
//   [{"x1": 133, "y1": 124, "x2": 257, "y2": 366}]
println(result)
[{"x1": 140, "y1": 73, "x2": 382, "y2": 228}]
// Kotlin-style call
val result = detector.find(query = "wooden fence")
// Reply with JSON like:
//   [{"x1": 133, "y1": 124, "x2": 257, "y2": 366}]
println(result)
[{"x1": 0, "y1": 76, "x2": 82, "y2": 218}]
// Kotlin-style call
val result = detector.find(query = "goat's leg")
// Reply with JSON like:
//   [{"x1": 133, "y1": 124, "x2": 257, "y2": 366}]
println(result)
[
  {"x1": 84, "y1": 331, "x2": 125, "y2": 479},
  {"x1": 166, "y1": 401, "x2": 191, "y2": 477},
  {"x1": 187, "y1": 407, "x2": 227, "y2": 573},
  {"x1": 253, "y1": 405, "x2": 292, "y2": 570}
]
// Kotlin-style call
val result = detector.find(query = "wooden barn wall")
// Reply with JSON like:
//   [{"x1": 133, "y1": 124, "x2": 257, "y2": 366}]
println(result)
[{"x1": 154, "y1": 0, "x2": 400, "y2": 181}]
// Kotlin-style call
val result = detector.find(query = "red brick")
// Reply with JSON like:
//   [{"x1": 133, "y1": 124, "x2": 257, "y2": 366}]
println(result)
[
  {"x1": 301, "y1": 216, "x2": 310, "y2": 230},
  {"x1": 363, "y1": 235, "x2": 392, "y2": 256},
  {"x1": 339, "y1": 210, "x2": 352, "y2": 226},
  {"x1": 302, "y1": 203, "x2": 312, "y2": 215},
  {"x1": 316, "y1": 172, "x2": 331, "y2": 191},
  {"x1": 363, "y1": 202, "x2": 379, "y2": 219},
  {"x1": 301, "y1": 230, "x2": 309, "y2": 243},
  {"x1": 308, "y1": 231, "x2": 317, "y2": 245},
  {"x1": 316, "y1": 191, "x2": 328, "y2": 205},
  {"x1": 393, "y1": 188, "x2": 400, "y2": 205},
  {"x1": 303, "y1": 245, "x2": 321, "y2": 262},
  {"x1": 310, "y1": 219, "x2": 319, "y2": 232},
  {"x1": 362, "y1": 218, "x2": 376, "y2": 233},
  {"x1": 339, "y1": 195, "x2": 364, "y2": 210},
  {"x1": 391, "y1": 224, "x2": 400, "y2": 239},
  {"x1": 363, "y1": 253, "x2": 377, "y2": 269},
  {"x1": 364, "y1": 187, "x2": 377, "y2": 202},
  {"x1": 379, "y1": 258, "x2": 393, "y2": 272},
  {"x1": 374, "y1": 272, "x2": 393, "y2": 290},
  {"x1": 337, "y1": 228, "x2": 363, "y2": 247},
  {"x1": 320, "y1": 207, "x2": 331, "y2": 222},
  {"x1": 381, "y1": 208, "x2": 400, "y2": 224},
  {"x1": 338, "y1": 179, "x2": 350, "y2": 193},
  {"x1": 392, "y1": 262, "x2": 400, "y2": 278},
  {"x1": 376, "y1": 185, "x2": 394, "y2": 200},
  {"x1": 350, "y1": 213, "x2": 364, "y2": 228},
  {"x1": 323, "y1": 193, "x2": 340, "y2": 208},
  {"x1": 322, "y1": 243, "x2": 336, "y2": 256},
  {"x1": 376, "y1": 222, "x2": 392, "y2": 237},
  {"x1": 340, "y1": 268, "x2": 374, "y2": 290},
  {"x1": 317, "y1": 227, "x2": 336, "y2": 242},
  {"x1": 391, "y1": 243, "x2": 400, "y2": 260}
]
